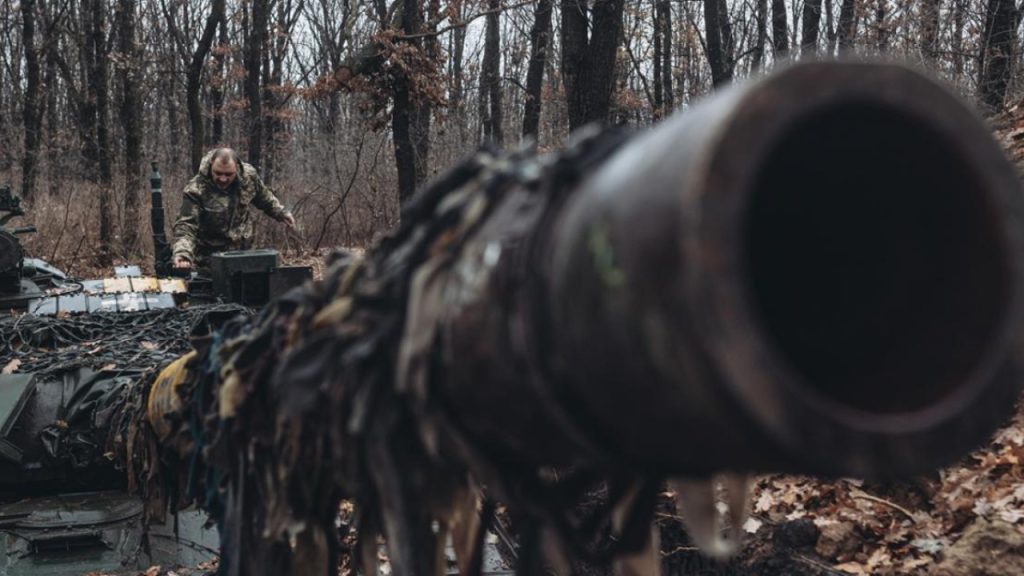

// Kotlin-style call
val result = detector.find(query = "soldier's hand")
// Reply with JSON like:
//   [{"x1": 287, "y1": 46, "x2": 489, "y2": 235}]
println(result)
[
  {"x1": 282, "y1": 212, "x2": 297, "y2": 229},
  {"x1": 172, "y1": 256, "x2": 192, "y2": 270}
]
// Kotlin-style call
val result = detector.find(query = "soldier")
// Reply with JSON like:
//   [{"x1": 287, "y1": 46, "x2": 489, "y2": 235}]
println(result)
[{"x1": 172, "y1": 148, "x2": 297, "y2": 271}]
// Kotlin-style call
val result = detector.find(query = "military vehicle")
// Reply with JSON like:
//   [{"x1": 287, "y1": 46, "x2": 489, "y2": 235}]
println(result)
[
  {"x1": 3, "y1": 61, "x2": 1024, "y2": 576},
  {"x1": 0, "y1": 172, "x2": 314, "y2": 575}
]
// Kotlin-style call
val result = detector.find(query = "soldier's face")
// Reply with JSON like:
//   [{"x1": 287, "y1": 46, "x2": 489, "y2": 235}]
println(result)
[{"x1": 211, "y1": 159, "x2": 238, "y2": 190}]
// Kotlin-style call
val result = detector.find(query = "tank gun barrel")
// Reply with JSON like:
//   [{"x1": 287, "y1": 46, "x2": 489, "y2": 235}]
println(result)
[{"x1": 437, "y1": 61, "x2": 1024, "y2": 479}]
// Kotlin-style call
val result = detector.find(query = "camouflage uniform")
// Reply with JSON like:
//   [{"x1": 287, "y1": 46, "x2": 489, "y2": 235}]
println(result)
[{"x1": 172, "y1": 151, "x2": 288, "y2": 269}]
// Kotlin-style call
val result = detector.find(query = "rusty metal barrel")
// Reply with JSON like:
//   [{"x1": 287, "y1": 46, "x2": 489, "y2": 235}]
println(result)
[{"x1": 438, "y1": 62, "x2": 1024, "y2": 479}]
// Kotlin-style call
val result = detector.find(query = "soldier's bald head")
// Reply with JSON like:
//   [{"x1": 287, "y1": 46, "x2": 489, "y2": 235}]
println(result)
[
  {"x1": 210, "y1": 147, "x2": 240, "y2": 168},
  {"x1": 210, "y1": 148, "x2": 240, "y2": 190}
]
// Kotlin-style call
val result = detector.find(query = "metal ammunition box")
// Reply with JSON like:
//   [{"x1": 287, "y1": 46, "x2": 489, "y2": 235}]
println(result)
[{"x1": 211, "y1": 249, "x2": 279, "y2": 305}]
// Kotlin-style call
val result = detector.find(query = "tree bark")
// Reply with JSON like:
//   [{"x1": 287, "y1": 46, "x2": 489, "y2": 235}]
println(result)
[
  {"x1": 393, "y1": 0, "x2": 426, "y2": 203},
  {"x1": 921, "y1": 0, "x2": 941, "y2": 64},
  {"x1": 212, "y1": 14, "x2": 227, "y2": 145},
  {"x1": 117, "y1": 0, "x2": 142, "y2": 256},
  {"x1": 449, "y1": 1, "x2": 467, "y2": 143},
  {"x1": 480, "y1": 0, "x2": 503, "y2": 145},
  {"x1": 978, "y1": 0, "x2": 1018, "y2": 112},
  {"x1": 560, "y1": 0, "x2": 627, "y2": 132},
  {"x1": 184, "y1": 0, "x2": 222, "y2": 171},
  {"x1": 522, "y1": 0, "x2": 552, "y2": 143},
  {"x1": 87, "y1": 0, "x2": 112, "y2": 262},
  {"x1": 45, "y1": 26, "x2": 59, "y2": 196},
  {"x1": 245, "y1": 0, "x2": 269, "y2": 170},
  {"x1": 875, "y1": 0, "x2": 889, "y2": 52},
  {"x1": 91, "y1": 0, "x2": 111, "y2": 187},
  {"x1": 801, "y1": 0, "x2": 823, "y2": 57},
  {"x1": 952, "y1": 0, "x2": 966, "y2": 77},
  {"x1": 412, "y1": 0, "x2": 438, "y2": 187},
  {"x1": 837, "y1": 0, "x2": 857, "y2": 53},
  {"x1": 659, "y1": 0, "x2": 673, "y2": 111},
  {"x1": 21, "y1": 0, "x2": 40, "y2": 201},
  {"x1": 752, "y1": 0, "x2": 768, "y2": 70},
  {"x1": 704, "y1": 0, "x2": 731, "y2": 86},
  {"x1": 825, "y1": 0, "x2": 836, "y2": 55},
  {"x1": 771, "y1": 0, "x2": 789, "y2": 58}
]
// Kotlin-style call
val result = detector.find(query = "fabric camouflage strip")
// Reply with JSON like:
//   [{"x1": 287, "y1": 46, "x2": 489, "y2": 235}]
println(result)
[{"x1": 117, "y1": 132, "x2": 646, "y2": 576}]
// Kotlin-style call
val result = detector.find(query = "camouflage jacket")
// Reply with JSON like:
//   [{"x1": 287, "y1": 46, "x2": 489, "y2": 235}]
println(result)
[{"x1": 172, "y1": 151, "x2": 288, "y2": 266}]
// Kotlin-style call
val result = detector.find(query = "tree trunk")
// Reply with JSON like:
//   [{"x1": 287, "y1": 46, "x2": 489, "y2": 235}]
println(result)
[
  {"x1": 659, "y1": 0, "x2": 673, "y2": 111},
  {"x1": 875, "y1": 0, "x2": 889, "y2": 52},
  {"x1": 88, "y1": 0, "x2": 112, "y2": 263},
  {"x1": 704, "y1": 0, "x2": 731, "y2": 86},
  {"x1": 952, "y1": 0, "x2": 966, "y2": 77},
  {"x1": 21, "y1": 0, "x2": 40, "y2": 201},
  {"x1": 522, "y1": 0, "x2": 552, "y2": 143},
  {"x1": 921, "y1": 0, "x2": 941, "y2": 64},
  {"x1": 413, "y1": 0, "x2": 439, "y2": 188},
  {"x1": 45, "y1": 29, "x2": 59, "y2": 196},
  {"x1": 560, "y1": 0, "x2": 626, "y2": 132},
  {"x1": 117, "y1": 0, "x2": 142, "y2": 257},
  {"x1": 449, "y1": 2, "x2": 467, "y2": 143},
  {"x1": 653, "y1": 0, "x2": 664, "y2": 115},
  {"x1": 92, "y1": 0, "x2": 111, "y2": 187},
  {"x1": 245, "y1": 0, "x2": 269, "y2": 170},
  {"x1": 0, "y1": 21, "x2": 8, "y2": 172},
  {"x1": 837, "y1": 0, "x2": 857, "y2": 53},
  {"x1": 166, "y1": 57, "x2": 182, "y2": 172},
  {"x1": 978, "y1": 0, "x2": 1018, "y2": 112},
  {"x1": 264, "y1": 0, "x2": 297, "y2": 187},
  {"x1": 480, "y1": 0, "x2": 503, "y2": 145},
  {"x1": 772, "y1": 0, "x2": 789, "y2": 57},
  {"x1": 184, "y1": 0, "x2": 222, "y2": 172},
  {"x1": 752, "y1": 0, "x2": 768, "y2": 70},
  {"x1": 212, "y1": 15, "x2": 227, "y2": 145},
  {"x1": 801, "y1": 0, "x2": 823, "y2": 57},
  {"x1": 825, "y1": 0, "x2": 836, "y2": 55},
  {"x1": 393, "y1": 0, "x2": 425, "y2": 203}
]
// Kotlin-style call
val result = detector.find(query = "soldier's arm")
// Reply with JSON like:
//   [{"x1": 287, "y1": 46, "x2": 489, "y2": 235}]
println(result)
[
  {"x1": 172, "y1": 183, "x2": 202, "y2": 264},
  {"x1": 250, "y1": 172, "x2": 290, "y2": 222}
]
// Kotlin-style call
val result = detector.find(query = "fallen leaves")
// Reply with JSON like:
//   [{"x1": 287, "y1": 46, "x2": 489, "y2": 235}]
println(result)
[{"x1": 742, "y1": 401, "x2": 1024, "y2": 575}]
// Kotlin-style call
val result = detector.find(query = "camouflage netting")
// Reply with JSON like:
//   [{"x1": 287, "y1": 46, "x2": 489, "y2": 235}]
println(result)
[{"x1": 0, "y1": 304, "x2": 249, "y2": 376}]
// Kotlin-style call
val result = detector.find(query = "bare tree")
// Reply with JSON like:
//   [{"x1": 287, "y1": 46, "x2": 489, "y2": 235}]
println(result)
[
  {"x1": 952, "y1": 0, "x2": 966, "y2": 77},
  {"x1": 772, "y1": 0, "x2": 789, "y2": 57},
  {"x1": 522, "y1": 0, "x2": 553, "y2": 143},
  {"x1": 978, "y1": 0, "x2": 1018, "y2": 111},
  {"x1": 801, "y1": 0, "x2": 823, "y2": 57},
  {"x1": 920, "y1": 0, "x2": 941, "y2": 64},
  {"x1": 751, "y1": 0, "x2": 768, "y2": 70},
  {"x1": 116, "y1": 0, "x2": 142, "y2": 256},
  {"x1": 181, "y1": 0, "x2": 223, "y2": 172},
  {"x1": 704, "y1": 0, "x2": 731, "y2": 86},
  {"x1": 393, "y1": 0, "x2": 426, "y2": 202},
  {"x1": 837, "y1": 0, "x2": 857, "y2": 53},
  {"x1": 561, "y1": 0, "x2": 627, "y2": 131},
  {"x1": 875, "y1": 0, "x2": 889, "y2": 52},
  {"x1": 480, "y1": 0, "x2": 503, "y2": 145},
  {"x1": 245, "y1": 0, "x2": 269, "y2": 170},
  {"x1": 20, "y1": 0, "x2": 40, "y2": 200}
]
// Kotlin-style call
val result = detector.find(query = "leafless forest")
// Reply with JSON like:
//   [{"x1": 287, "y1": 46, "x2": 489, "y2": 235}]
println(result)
[{"x1": 0, "y1": 0, "x2": 1019, "y2": 271}]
